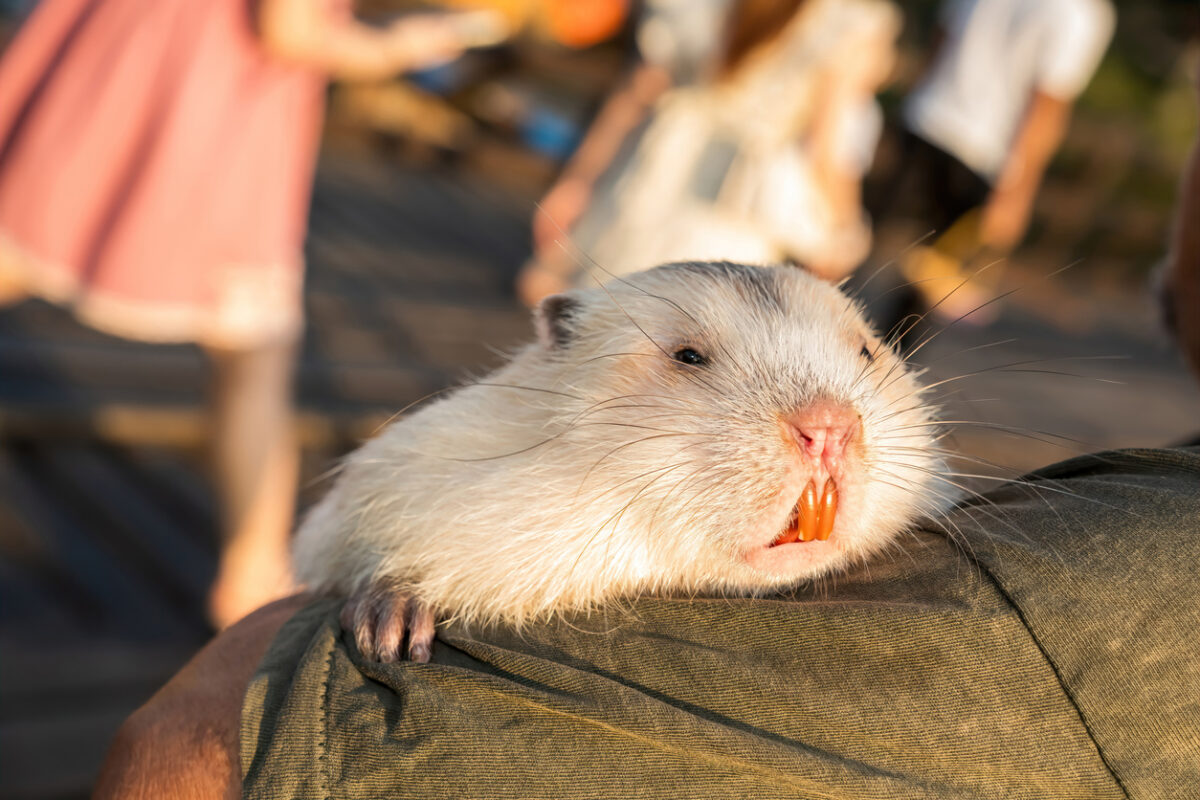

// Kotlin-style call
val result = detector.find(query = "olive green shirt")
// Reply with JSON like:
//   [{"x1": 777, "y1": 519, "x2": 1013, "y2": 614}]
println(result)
[{"x1": 242, "y1": 448, "x2": 1200, "y2": 798}]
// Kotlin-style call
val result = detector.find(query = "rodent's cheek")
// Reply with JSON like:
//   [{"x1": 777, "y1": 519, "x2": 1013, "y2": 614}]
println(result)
[{"x1": 865, "y1": 363, "x2": 924, "y2": 408}]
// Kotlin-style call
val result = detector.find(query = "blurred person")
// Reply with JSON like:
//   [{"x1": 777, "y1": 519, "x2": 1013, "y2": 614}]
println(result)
[
  {"x1": 517, "y1": 0, "x2": 900, "y2": 306},
  {"x1": 876, "y1": 0, "x2": 1115, "y2": 324},
  {"x1": 0, "y1": 0, "x2": 487, "y2": 628}
]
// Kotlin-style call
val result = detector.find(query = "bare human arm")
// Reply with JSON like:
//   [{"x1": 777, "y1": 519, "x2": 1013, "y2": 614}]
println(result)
[
  {"x1": 979, "y1": 90, "x2": 1073, "y2": 250},
  {"x1": 257, "y1": 0, "x2": 473, "y2": 81},
  {"x1": 517, "y1": 62, "x2": 672, "y2": 307},
  {"x1": 532, "y1": 62, "x2": 672, "y2": 251},
  {"x1": 91, "y1": 595, "x2": 310, "y2": 800}
]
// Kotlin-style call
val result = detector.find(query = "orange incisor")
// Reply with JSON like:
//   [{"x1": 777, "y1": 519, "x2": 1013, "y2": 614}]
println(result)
[
  {"x1": 814, "y1": 479, "x2": 837, "y2": 542},
  {"x1": 776, "y1": 479, "x2": 838, "y2": 546}
]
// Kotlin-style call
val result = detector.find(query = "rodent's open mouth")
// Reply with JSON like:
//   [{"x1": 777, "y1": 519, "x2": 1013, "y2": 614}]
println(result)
[{"x1": 770, "y1": 478, "x2": 838, "y2": 546}]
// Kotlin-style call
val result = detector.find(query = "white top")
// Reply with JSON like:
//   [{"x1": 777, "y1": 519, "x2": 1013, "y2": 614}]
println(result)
[
  {"x1": 637, "y1": 0, "x2": 896, "y2": 172},
  {"x1": 579, "y1": 0, "x2": 901, "y2": 281},
  {"x1": 903, "y1": 0, "x2": 1115, "y2": 181}
]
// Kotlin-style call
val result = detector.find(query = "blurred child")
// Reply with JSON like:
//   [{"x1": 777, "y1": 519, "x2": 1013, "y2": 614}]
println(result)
[
  {"x1": 0, "y1": 0, "x2": 485, "y2": 627},
  {"x1": 517, "y1": 0, "x2": 900, "y2": 305},
  {"x1": 882, "y1": 0, "x2": 1115, "y2": 323}
]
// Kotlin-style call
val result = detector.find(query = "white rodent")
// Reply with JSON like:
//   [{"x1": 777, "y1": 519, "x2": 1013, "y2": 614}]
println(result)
[{"x1": 293, "y1": 261, "x2": 944, "y2": 661}]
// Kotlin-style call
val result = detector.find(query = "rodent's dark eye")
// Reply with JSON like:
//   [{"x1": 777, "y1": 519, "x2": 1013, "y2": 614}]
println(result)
[
  {"x1": 860, "y1": 344, "x2": 875, "y2": 363},
  {"x1": 672, "y1": 347, "x2": 708, "y2": 366}
]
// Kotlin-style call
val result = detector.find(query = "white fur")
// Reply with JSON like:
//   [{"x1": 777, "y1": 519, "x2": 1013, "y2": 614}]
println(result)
[{"x1": 293, "y1": 262, "x2": 943, "y2": 626}]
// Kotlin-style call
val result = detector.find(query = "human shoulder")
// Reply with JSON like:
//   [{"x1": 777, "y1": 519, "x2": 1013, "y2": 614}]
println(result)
[
  {"x1": 93, "y1": 595, "x2": 311, "y2": 800},
  {"x1": 820, "y1": 0, "x2": 902, "y2": 34},
  {"x1": 801, "y1": 0, "x2": 901, "y2": 61},
  {"x1": 1031, "y1": 0, "x2": 1115, "y2": 100},
  {"x1": 1042, "y1": 0, "x2": 1116, "y2": 48}
]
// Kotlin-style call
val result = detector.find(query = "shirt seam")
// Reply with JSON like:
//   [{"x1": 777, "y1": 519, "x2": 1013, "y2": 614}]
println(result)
[{"x1": 964, "y1": 553, "x2": 1132, "y2": 799}]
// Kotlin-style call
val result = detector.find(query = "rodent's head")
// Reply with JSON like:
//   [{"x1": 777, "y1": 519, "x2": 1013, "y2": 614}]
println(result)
[{"x1": 525, "y1": 261, "x2": 942, "y2": 592}]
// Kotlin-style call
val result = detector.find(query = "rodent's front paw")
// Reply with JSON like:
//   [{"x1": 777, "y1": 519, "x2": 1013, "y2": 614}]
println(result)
[{"x1": 339, "y1": 582, "x2": 435, "y2": 663}]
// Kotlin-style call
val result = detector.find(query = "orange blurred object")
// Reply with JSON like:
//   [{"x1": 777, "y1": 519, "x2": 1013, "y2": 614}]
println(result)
[
  {"x1": 541, "y1": 0, "x2": 627, "y2": 47},
  {"x1": 440, "y1": 0, "x2": 628, "y2": 47}
]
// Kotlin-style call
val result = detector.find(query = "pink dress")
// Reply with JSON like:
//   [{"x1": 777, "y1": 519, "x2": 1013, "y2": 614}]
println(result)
[{"x1": 0, "y1": 0, "x2": 337, "y2": 347}]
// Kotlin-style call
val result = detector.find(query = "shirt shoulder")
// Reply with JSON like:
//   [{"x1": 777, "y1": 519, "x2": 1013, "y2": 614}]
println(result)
[{"x1": 1033, "y1": 0, "x2": 1116, "y2": 99}]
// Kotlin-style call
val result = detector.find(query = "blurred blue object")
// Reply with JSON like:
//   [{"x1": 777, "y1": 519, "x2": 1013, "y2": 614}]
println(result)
[
  {"x1": 520, "y1": 106, "x2": 580, "y2": 160},
  {"x1": 409, "y1": 59, "x2": 472, "y2": 95},
  {"x1": 407, "y1": 54, "x2": 582, "y2": 160}
]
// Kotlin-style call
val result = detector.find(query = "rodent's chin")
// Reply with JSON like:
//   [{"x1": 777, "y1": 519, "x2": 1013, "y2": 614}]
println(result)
[{"x1": 742, "y1": 539, "x2": 844, "y2": 579}]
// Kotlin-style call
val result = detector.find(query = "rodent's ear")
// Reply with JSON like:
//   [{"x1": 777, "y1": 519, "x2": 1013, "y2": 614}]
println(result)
[{"x1": 534, "y1": 292, "x2": 583, "y2": 349}]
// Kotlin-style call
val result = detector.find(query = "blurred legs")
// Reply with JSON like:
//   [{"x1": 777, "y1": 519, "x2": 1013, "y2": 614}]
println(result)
[{"x1": 204, "y1": 337, "x2": 300, "y2": 630}]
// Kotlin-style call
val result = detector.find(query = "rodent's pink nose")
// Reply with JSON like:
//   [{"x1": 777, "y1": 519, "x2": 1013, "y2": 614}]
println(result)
[{"x1": 782, "y1": 402, "x2": 860, "y2": 469}]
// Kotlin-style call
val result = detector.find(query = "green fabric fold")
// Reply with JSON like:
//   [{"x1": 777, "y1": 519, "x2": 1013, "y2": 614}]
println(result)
[{"x1": 243, "y1": 449, "x2": 1200, "y2": 799}]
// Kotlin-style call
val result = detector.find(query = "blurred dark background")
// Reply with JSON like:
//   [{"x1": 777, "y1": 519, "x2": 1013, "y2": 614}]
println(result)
[{"x1": 0, "y1": 1, "x2": 1197, "y2": 797}]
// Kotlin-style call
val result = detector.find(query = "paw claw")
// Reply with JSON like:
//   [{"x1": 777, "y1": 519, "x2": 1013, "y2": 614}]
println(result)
[
  {"x1": 406, "y1": 600, "x2": 436, "y2": 663},
  {"x1": 341, "y1": 583, "x2": 436, "y2": 663},
  {"x1": 372, "y1": 593, "x2": 409, "y2": 663}
]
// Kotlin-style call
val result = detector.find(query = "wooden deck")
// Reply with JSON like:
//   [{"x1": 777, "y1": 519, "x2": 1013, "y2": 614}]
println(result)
[{"x1": 2, "y1": 146, "x2": 1198, "y2": 799}]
